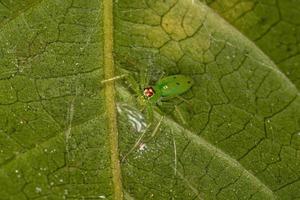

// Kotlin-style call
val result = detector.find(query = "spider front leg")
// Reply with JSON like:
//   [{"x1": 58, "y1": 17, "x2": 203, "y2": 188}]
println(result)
[
  {"x1": 102, "y1": 69, "x2": 164, "y2": 127},
  {"x1": 122, "y1": 66, "x2": 149, "y2": 92},
  {"x1": 123, "y1": 73, "x2": 155, "y2": 124},
  {"x1": 101, "y1": 74, "x2": 128, "y2": 84},
  {"x1": 145, "y1": 102, "x2": 154, "y2": 125},
  {"x1": 139, "y1": 67, "x2": 150, "y2": 89},
  {"x1": 123, "y1": 72, "x2": 141, "y2": 96}
]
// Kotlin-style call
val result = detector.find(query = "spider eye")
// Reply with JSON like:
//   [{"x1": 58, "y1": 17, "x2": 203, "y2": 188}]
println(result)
[{"x1": 143, "y1": 87, "x2": 155, "y2": 98}]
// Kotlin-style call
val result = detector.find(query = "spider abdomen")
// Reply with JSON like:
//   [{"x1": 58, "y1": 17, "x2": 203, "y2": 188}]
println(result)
[{"x1": 154, "y1": 75, "x2": 194, "y2": 97}]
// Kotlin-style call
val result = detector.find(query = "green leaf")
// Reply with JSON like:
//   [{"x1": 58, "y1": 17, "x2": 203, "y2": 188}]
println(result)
[
  {"x1": 0, "y1": 0, "x2": 299, "y2": 199},
  {"x1": 202, "y1": 0, "x2": 300, "y2": 89}
]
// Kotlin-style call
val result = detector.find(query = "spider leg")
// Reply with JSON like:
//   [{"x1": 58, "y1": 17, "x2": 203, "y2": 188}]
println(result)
[
  {"x1": 101, "y1": 74, "x2": 127, "y2": 84},
  {"x1": 120, "y1": 103, "x2": 164, "y2": 164},
  {"x1": 120, "y1": 123, "x2": 151, "y2": 163},
  {"x1": 156, "y1": 99, "x2": 176, "y2": 114},
  {"x1": 101, "y1": 72, "x2": 144, "y2": 100},
  {"x1": 123, "y1": 73, "x2": 141, "y2": 96},
  {"x1": 153, "y1": 104, "x2": 165, "y2": 115},
  {"x1": 176, "y1": 96, "x2": 192, "y2": 105},
  {"x1": 157, "y1": 71, "x2": 166, "y2": 81},
  {"x1": 146, "y1": 103, "x2": 154, "y2": 124},
  {"x1": 139, "y1": 67, "x2": 149, "y2": 88},
  {"x1": 120, "y1": 115, "x2": 164, "y2": 163},
  {"x1": 144, "y1": 115, "x2": 164, "y2": 142},
  {"x1": 174, "y1": 105, "x2": 187, "y2": 125},
  {"x1": 159, "y1": 96, "x2": 189, "y2": 125}
]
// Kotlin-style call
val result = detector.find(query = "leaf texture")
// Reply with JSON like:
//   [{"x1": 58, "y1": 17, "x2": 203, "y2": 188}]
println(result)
[{"x1": 0, "y1": 0, "x2": 299, "y2": 199}]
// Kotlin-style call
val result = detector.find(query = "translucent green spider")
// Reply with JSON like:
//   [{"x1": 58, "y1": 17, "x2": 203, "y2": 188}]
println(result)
[
  {"x1": 104, "y1": 54, "x2": 194, "y2": 124},
  {"x1": 103, "y1": 55, "x2": 195, "y2": 162},
  {"x1": 124, "y1": 70, "x2": 194, "y2": 124},
  {"x1": 117, "y1": 71, "x2": 194, "y2": 162}
]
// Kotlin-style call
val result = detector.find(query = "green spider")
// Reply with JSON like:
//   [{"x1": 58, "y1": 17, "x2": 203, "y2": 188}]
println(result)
[
  {"x1": 104, "y1": 55, "x2": 195, "y2": 162},
  {"x1": 118, "y1": 71, "x2": 194, "y2": 162},
  {"x1": 107, "y1": 54, "x2": 194, "y2": 124},
  {"x1": 124, "y1": 70, "x2": 194, "y2": 124}
]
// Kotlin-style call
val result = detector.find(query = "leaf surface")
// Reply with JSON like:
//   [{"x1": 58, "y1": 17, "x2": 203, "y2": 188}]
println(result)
[
  {"x1": 202, "y1": 0, "x2": 300, "y2": 89},
  {"x1": 0, "y1": 0, "x2": 299, "y2": 199}
]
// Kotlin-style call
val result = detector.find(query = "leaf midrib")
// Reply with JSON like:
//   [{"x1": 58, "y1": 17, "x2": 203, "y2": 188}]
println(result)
[{"x1": 103, "y1": 0, "x2": 123, "y2": 199}]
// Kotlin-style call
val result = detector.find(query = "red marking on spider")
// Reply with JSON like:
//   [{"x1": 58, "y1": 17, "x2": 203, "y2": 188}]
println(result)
[{"x1": 143, "y1": 87, "x2": 155, "y2": 98}]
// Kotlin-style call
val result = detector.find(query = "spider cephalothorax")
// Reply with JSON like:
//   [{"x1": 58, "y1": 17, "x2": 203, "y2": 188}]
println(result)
[{"x1": 143, "y1": 87, "x2": 155, "y2": 98}]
